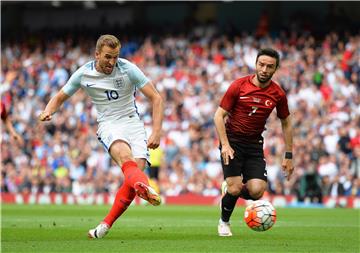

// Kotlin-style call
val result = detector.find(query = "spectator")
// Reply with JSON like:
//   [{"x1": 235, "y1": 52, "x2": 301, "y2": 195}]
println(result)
[
  {"x1": 298, "y1": 163, "x2": 323, "y2": 203},
  {"x1": 1, "y1": 30, "x2": 359, "y2": 199}
]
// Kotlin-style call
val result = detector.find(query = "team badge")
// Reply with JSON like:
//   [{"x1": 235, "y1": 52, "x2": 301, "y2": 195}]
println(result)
[
  {"x1": 265, "y1": 99, "x2": 273, "y2": 107},
  {"x1": 114, "y1": 77, "x2": 125, "y2": 89}
]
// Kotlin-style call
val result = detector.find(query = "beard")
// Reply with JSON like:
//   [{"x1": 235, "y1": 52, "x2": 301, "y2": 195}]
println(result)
[
  {"x1": 101, "y1": 64, "x2": 114, "y2": 74},
  {"x1": 95, "y1": 61, "x2": 113, "y2": 74},
  {"x1": 256, "y1": 72, "x2": 273, "y2": 84}
]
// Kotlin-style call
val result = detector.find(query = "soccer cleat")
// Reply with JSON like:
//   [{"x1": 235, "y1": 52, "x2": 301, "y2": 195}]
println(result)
[
  {"x1": 218, "y1": 219, "x2": 233, "y2": 237},
  {"x1": 134, "y1": 182, "x2": 161, "y2": 206},
  {"x1": 88, "y1": 222, "x2": 110, "y2": 239}
]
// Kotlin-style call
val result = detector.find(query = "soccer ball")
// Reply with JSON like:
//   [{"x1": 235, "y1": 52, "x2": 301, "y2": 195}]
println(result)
[{"x1": 244, "y1": 200, "x2": 276, "y2": 232}]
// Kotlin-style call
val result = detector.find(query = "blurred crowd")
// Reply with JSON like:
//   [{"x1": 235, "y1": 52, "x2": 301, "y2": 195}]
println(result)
[{"x1": 1, "y1": 28, "x2": 360, "y2": 203}]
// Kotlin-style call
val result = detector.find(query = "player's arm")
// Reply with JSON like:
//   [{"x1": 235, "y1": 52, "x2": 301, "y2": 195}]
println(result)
[
  {"x1": 280, "y1": 115, "x2": 294, "y2": 180},
  {"x1": 214, "y1": 106, "x2": 234, "y2": 165},
  {"x1": 39, "y1": 67, "x2": 82, "y2": 121},
  {"x1": 38, "y1": 90, "x2": 70, "y2": 121},
  {"x1": 139, "y1": 82, "x2": 164, "y2": 149}
]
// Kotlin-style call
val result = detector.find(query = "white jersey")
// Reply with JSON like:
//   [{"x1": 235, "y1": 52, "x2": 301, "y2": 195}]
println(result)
[{"x1": 62, "y1": 58, "x2": 149, "y2": 123}]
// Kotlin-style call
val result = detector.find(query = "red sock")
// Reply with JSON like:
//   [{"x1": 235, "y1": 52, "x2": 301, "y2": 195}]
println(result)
[
  {"x1": 121, "y1": 160, "x2": 149, "y2": 188},
  {"x1": 103, "y1": 183, "x2": 135, "y2": 227}
]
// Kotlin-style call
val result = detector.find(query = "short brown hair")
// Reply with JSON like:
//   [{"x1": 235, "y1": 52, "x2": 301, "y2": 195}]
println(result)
[
  {"x1": 256, "y1": 48, "x2": 280, "y2": 68},
  {"x1": 96, "y1": 34, "x2": 121, "y2": 52}
]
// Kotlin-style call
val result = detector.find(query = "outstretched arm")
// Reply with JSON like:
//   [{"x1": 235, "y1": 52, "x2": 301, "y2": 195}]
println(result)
[
  {"x1": 140, "y1": 82, "x2": 164, "y2": 149},
  {"x1": 214, "y1": 107, "x2": 234, "y2": 165},
  {"x1": 39, "y1": 90, "x2": 70, "y2": 121},
  {"x1": 280, "y1": 115, "x2": 294, "y2": 180}
]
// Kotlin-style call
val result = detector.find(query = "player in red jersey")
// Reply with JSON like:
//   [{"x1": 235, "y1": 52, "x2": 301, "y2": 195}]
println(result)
[
  {"x1": 1, "y1": 102, "x2": 23, "y2": 145},
  {"x1": 214, "y1": 48, "x2": 293, "y2": 236}
]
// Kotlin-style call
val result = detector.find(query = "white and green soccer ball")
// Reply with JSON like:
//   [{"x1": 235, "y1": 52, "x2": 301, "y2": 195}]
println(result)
[{"x1": 244, "y1": 200, "x2": 276, "y2": 232}]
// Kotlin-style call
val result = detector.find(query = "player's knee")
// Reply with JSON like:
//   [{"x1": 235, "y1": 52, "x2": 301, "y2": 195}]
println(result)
[
  {"x1": 117, "y1": 153, "x2": 134, "y2": 163},
  {"x1": 248, "y1": 186, "x2": 266, "y2": 200},
  {"x1": 109, "y1": 140, "x2": 134, "y2": 164},
  {"x1": 119, "y1": 157, "x2": 132, "y2": 164},
  {"x1": 227, "y1": 183, "x2": 242, "y2": 196}
]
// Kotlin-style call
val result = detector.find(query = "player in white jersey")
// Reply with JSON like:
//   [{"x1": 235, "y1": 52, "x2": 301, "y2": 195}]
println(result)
[{"x1": 39, "y1": 34, "x2": 164, "y2": 239}]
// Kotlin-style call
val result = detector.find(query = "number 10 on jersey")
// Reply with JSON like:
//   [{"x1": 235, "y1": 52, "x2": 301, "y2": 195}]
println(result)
[{"x1": 105, "y1": 90, "x2": 119, "y2": 101}]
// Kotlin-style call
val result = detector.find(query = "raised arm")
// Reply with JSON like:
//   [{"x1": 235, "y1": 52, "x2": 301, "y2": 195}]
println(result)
[
  {"x1": 139, "y1": 82, "x2": 164, "y2": 149},
  {"x1": 38, "y1": 90, "x2": 70, "y2": 121}
]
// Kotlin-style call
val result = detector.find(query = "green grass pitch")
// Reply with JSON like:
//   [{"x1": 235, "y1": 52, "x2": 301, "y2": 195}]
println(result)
[{"x1": 1, "y1": 204, "x2": 359, "y2": 253}]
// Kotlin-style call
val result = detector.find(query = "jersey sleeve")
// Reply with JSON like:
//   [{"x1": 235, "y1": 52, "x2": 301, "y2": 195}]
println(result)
[
  {"x1": 61, "y1": 67, "x2": 84, "y2": 96},
  {"x1": 276, "y1": 94, "x2": 290, "y2": 119},
  {"x1": 127, "y1": 62, "x2": 150, "y2": 89},
  {"x1": 219, "y1": 81, "x2": 240, "y2": 112}
]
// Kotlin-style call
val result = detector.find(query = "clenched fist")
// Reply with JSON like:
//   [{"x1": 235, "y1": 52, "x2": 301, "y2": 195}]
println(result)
[{"x1": 38, "y1": 111, "x2": 52, "y2": 121}]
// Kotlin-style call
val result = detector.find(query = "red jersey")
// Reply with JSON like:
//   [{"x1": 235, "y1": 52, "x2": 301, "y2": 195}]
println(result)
[{"x1": 220, "y1": 75, "x2": 290, "y2": 140}]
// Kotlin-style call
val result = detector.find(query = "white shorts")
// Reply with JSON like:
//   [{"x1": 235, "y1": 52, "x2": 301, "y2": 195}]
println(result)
[{"x1": 97, "y1": 114, "x2": 150, "y2": 162}]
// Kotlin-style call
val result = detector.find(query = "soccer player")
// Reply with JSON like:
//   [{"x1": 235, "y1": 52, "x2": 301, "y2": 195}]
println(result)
[
  {"x1": 39, "y1": 34, "x2": 164, "y2": 239},
  {"x1": 214, "y1": 48, "x2": 293, "y2": 236},
  {"x1": 1, "y1": 101, "x2": 24, "y2": 145}
]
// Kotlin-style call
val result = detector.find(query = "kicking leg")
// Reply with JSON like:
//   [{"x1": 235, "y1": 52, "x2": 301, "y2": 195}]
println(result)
[
  {"x1": 88, "y1": 141, "x2": 160, "y2": 239},
  {"x1": 110, "y1": 140, "x2": 161, "y2": 205}
]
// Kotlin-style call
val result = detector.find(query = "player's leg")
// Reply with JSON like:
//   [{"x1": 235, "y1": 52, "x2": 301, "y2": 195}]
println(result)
[
  {"x1": 88, "y1": 141, "x2": 159, "y2": 239},
  {"x1": 100, "y1": 157, "x2": 147, "y2": 226},
  {"x1": 218, "y1": 176, "x2": 243, "y2": 237},
  {"x1": 88, "y1": 141, "x2": 141, "y2": 239},
  {"x1": 127, "y1": 119, "x2": 162, "y2": 206},
  {"x1": 109, "y1": 141, "x2": 147, "y2": 186},
  {"x1": 89, "y1": 117, "x2": 160, "y2": 239},
  {"x1": 109, "y1": 140, "x2": 160, "y2": 205},
  {"x1": 243, "y1": 179, "x2": 267, "y2": 200},
  {"x1": 240, "y1": 144, "x2": 267, "y2": 200},
  {"x1": 103, "y1": 116, "x2": 161, "y2": 223},
  {"x1": 218, "y1": 142, "x2": 243, "y2": 236},
  {"x1": 89, "y1": 183, "x2": 135, "y2": 239},
  {"x1": 221, "y1": 176, "x2": 243, "y2": 221}
]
